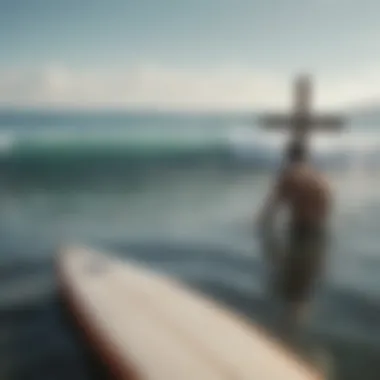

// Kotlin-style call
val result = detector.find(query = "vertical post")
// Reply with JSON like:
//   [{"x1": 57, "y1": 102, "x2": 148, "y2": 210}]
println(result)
[{"x1": 293, "y1": 74, "x2": 312, "y2": 146}]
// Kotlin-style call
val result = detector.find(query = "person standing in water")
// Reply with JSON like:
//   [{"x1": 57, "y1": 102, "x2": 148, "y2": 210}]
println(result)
[{"x1": 257, "y1": 140, "x2": 332, "y2": 337}]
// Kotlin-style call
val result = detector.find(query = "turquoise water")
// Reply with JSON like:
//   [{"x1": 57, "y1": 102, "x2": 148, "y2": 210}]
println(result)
[{"x1": 0, "y1": 110, "x2": 379, "y2": 379}]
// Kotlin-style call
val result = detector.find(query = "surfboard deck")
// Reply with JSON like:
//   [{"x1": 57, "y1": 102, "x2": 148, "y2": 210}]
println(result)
[{"x1": 56, "y1": 245, "x2": 325, "y2": 379}]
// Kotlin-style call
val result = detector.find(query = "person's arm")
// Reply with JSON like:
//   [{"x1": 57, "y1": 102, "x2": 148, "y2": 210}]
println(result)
[{"x1": 256, "y1": 171, "x2": 289, "y2": 229}]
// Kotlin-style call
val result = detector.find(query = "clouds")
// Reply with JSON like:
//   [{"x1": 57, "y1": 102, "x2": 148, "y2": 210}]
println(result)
[{"x1": 0, "y1": 64, "x2": 379, "y2": 111}]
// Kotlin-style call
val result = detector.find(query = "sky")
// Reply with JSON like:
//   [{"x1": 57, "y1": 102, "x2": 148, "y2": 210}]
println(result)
[{"x1": 1, "y1": 0, "x2": 380, "y2": 111}]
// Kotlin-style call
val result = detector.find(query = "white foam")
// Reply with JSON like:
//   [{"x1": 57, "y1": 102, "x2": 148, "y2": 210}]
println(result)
[{"x1": 228, "y1": 124, "x2": 380, "y2": 158}]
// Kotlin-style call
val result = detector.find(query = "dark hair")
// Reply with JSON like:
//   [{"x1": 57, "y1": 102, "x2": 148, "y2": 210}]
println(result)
[{"x1": 285, "y1": 141, "x2": 307, "y2": 163}]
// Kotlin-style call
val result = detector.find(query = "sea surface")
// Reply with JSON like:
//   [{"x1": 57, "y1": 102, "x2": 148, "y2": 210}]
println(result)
[{"x1": 0, "y1": 110, "x2": 379, "y2": 379}]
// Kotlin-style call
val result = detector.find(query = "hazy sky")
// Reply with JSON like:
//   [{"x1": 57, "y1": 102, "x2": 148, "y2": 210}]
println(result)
[{"x1": 1, "y1": 0, "x2": 380, "y2": 110}]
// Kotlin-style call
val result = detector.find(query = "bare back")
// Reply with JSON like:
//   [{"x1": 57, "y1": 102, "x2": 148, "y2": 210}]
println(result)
[{"x1": 279, "y1": 163, "x2": 331, "y2": 226}]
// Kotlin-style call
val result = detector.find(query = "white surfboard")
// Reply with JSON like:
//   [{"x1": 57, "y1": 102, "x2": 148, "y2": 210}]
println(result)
[{"x1": 56, "y1": 245, "x2": 324, "y2": 380}]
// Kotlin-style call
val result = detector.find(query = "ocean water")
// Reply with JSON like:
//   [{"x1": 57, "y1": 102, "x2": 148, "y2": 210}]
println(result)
[{"x1": 0, "y1": 110, "x2": 380, "y2": 379}]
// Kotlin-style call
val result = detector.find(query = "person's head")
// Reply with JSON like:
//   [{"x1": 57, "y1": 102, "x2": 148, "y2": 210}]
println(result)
[{"x1": 285, "y1": 141, "x2": 307, "y2": 164}]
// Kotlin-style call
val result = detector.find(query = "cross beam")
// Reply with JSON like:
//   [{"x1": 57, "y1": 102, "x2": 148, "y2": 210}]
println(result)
[{"x1": 259, "y1": 75, "x2": 345, "y2": 145}]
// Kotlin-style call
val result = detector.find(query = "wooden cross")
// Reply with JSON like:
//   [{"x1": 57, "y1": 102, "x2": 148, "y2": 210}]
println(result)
[{"x1": 259, "y1": 74, "x2": 345, "y2": 147}]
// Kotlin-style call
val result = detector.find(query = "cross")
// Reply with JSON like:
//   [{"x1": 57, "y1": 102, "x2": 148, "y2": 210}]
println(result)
[{"x1": 259, "y1": 74, "x2": 345, "y2": 148}]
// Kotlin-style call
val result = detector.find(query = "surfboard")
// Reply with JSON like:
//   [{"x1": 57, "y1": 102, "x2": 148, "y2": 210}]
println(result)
[{"x1": 56, "y1": 245, "x2": 325, "y2": 379}]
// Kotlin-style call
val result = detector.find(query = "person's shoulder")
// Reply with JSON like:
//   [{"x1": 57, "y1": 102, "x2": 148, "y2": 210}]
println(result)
[
  {"x1": 308, "y1": 167, "x2": 331, "y2": 192},
  {"x1": 286, "y1": 163, "x2": 325, "y2": 183},
  {"x1": 282, "y1": 163, "x2": 305, "y2": 177}
]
